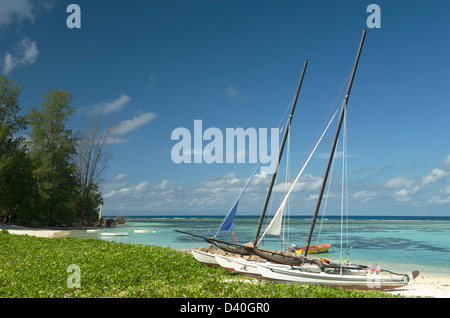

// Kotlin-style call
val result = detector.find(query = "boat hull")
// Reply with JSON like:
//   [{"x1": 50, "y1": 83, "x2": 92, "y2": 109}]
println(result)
[
  {"x1": 100, "y1": 232, "x2": 128, "y2": 236},
  {"x1": 134, "y1": 229, "x2": 156, "y2": 233},
  {"x1": 215, "y1": 255, "x2": 265, "y2": 279},
  {"x1": 256, "y1": 263, "x2": 410, "y2": 290},
  {"x1": 191, "y1": 249, "x2": 220, "y2": 266},
  {"x1": 296, "y1": 243, "x2": 331, "y2": 254}
]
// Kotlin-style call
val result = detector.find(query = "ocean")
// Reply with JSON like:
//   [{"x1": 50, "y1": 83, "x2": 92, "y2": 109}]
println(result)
[{"x1": 68, "y1": 215, "x2": 450, "y2": 276}]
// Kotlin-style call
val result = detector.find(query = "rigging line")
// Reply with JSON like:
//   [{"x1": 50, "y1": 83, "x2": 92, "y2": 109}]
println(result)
[
  {"x1": 214, "y1": 84, "x2": 298, "y2": 237},
  {"x1": 257, "y1": 69, "x2": 352, "y2": 246},
  {"x1": 258, "y1": 106, "x2": 341, "y2": 245},
  {"x1": 212, "y1": 124, "x2": 284, "y2": 237},
  {"x1": 340, "y1": 109, "x2": 346, "y2": 266},
  {"x1": 344, "y1": 110, "x2": 350, "y2": 258},
  {"x1": 277, "y1": 95, "x2": 296, "y2": 131},
  {"x1": 283, "y1": 121, "x2": 291, "y2": 251},
  {"x1": 315, "y1": 121, "x2": 340, "y2": 245},
  {"x1": 305, "y1": 68, "x2": 352, "y2": 162},
  {"x1": 262, "y1": 69, "x2": 352, "y2": 224}
]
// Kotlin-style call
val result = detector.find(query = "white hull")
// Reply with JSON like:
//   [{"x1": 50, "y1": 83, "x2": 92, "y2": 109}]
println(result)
[
  {"x1": 214, "y1": 255, "x2": 341, "y2": 279},
  {"x1": 191, "y1": 249, "x2": 219, "y2": 266},
  {"x1": 256, "y1": 263, "x2": 411, "y2": 290},
  {"x1": 134, "y1": 229, "x2": 156, "y2": 233},
  {"x1": 100, "y1": 232, "x2": 128, "y2": 236},
  {"x1": 215, "y1": 255, "x2": 265, "y2": 278}
]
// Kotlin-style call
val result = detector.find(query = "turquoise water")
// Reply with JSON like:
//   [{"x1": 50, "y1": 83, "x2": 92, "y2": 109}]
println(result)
[{"x1": 69, "y1": 215, "x2": 450, "y2": 276}]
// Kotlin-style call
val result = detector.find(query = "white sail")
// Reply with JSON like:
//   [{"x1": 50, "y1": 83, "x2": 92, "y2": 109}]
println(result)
[{"x1": 259, "y1": 107, "x2": 340, "y2": 241}]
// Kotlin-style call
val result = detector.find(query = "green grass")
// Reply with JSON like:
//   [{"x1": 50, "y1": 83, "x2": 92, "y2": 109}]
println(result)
[{"x1": 0, "y1": 231, "x2": 402, "y2": 298}]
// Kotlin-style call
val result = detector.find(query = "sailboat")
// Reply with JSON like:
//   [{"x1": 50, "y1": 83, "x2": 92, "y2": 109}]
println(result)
[
  {"x1": 247, "y1": 29, "x2": 420, "y2": 289},
  {"x1": 176, "y1": 58, "x2": 332, "y2": 260},
  {"x1": 179, "y1": 29, "x2": 420, "y2": 289}
]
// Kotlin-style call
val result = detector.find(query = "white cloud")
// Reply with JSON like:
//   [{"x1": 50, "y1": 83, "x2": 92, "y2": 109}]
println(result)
[
  {"x1": 111, "y1": 173, "x2": 128, "y2": 181},
  {"x1": 422, "y1": 168, "x2": 449, "y2": 186},
  {"x1": 384, "y1": 177, "x2": 414, "y2": 189},
  {"x1": 107, "y1": 112, "x2": 157, "y2": 144},
  {"x1": 224, "y1": 85, "x2": 250, "y2": 101},
  {"x1": 392, "y1": 186, "x2": 420, "y2": 202},
  {"x1": 0, "y1": 0, "x2": 34, "y2": 27},
  {"x1": 113, "y1": 112, "x2": 157, "y2": 136},
  {"x1": 428, "y1": 195, "x2": 450, "y2": 205},
  {"x1": 443, "y1": 154, "x2": 450, "y2": 167},
  {"x1": 93, "y1": 94, "x2": 130, "y2": 115},
  {"x1": 384, "y1": 158, "x2": 450, "y2": 204},
  {"x1": 147, "y1": 74, "x2": 157, "y2": 89},
  {"x1": 136, "y1": 181, "x2": 148, "y2": 191},
  {"x1": 225, "y1": 85, "x2": 239, "y2": 98},
  {"x1": 441, "y1": 186, "x2": 450, "y2": 195},
  {"x1": 2, "y1": 37, "x2": 38, "y2": 74},
  {"x1": 102, "y1": 172, "x2": 270, "y2": 213},
  {"x1": 385, "y1": 176, "x2": 421, "y2": 202},
  {"x1": 0, "y1": 0, "x2": 53, "y2": 28},
  {"x1": 273, "y1": 174, "x2": 323, "y2": 193},
  {"x1": 353, "y1": 190, "x2": 377, "y2": 203}
]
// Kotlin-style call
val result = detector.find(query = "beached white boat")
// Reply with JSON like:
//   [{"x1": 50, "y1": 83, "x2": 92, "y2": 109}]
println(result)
[
  {"x1": 134, "y1": 229, "x2": 156, "y2": 233},
  {"x1": 256, "y1": 262, "x2": 419, "y2": 290},
  {"x1": 100, "y1": 232, "x2": 128, "y2": 236},
  {"x1": 86, "y1": 229, "x2": 102, "y2": 232},
  {"x1": 191, "y1": 249, "x2": 219, "y2": 266},
  {"x1": 214, "y1": 254, "x2": 294, "y2": 279}
]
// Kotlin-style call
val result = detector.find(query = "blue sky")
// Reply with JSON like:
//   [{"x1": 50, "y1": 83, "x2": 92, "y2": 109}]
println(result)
[{"x1": 1, "y1": 0, "x2": 449, "y2": 216}]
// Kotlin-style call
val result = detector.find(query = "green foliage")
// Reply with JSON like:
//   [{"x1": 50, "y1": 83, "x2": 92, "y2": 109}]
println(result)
[
  {"x1": 27, "y1": 89, "x2": 78, "y2": 225},
  {"x1": 0, "y1": 75, "x2": 37, "y2": 224},
  {"x1": 0, "y1": 147, "x2": 38, "y2": 223},
  {"x1": 0, "y1": 76, "x2": 26, "y2": 143},
  {"x1": 0, "y1": 233, "x2": 401, "y2": 298},
  {"x1": 0, "y1": 76, "x2": 105, "y2": 226}
]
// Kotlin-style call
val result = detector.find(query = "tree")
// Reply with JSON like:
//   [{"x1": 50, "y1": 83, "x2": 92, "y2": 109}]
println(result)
[
  {"x1": 0, "y1": 147, "x2": 37, "y2": 224},
  {"x1": 75, "y1": 114, "x2": 113, "y2": 224},
  {"x1": 27, "y1": 89, "x2": 78, "y2": 225},
  {"x1": 0, "y1": 75, "x2": 36, "y2": 225},
  {"x1": 0, "y1": 76, "x2": 27, "y2": 145}
]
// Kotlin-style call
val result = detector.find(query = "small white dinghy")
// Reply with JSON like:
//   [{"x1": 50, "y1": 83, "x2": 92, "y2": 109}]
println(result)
[
  {"x1": 134, "y1": 229, "x2": 156, "y2": 233},
  {"x1": 100, "y1": 232, "x2": 128, "y2": 236}
]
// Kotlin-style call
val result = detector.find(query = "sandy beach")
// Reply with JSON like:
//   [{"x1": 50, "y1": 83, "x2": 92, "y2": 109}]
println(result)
[
  {"x1": 1, "y1": 224, "x2": 449, "y2": 298},
  {"x1": 0, "y1": 224, "x2": 74, "y2": 238},
  {"x1": 386, "y1": 274, "x2": 450, "y2": 298}
]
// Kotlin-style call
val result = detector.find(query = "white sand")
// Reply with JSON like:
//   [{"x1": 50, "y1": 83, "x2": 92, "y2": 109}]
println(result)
[
  {"x1": 0, "y1": 224, "x2": 72, "y2": 238},
  {"x1": 386, "y1": 274, "x2": 450, "y2": 298}
]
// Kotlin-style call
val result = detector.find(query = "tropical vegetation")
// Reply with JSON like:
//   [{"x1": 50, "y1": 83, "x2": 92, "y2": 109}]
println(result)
[
  {"x1": 0, "y1": 232, "x2": 402, "y2": 298},
  {"x1": 0, "y1": 75, "x2": 108, "y2": 226}
]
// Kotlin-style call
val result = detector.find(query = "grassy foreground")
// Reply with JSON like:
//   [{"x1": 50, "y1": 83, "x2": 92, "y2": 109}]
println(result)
[{"x1": 0, "y1": 231, "x2": 401, "y2": 298}]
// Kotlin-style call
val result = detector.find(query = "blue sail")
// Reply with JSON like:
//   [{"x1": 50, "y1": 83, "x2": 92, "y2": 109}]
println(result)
[
  {"x1": 216, "y1": 201, "x2": 238, "y2": 233},
  {"x1": 213, "y1": 127, "x2": 283, "y2": 237}
]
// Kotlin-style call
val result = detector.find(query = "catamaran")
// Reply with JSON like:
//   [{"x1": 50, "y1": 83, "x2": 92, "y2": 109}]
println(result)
[
  {"x1": 178, "y1": 29, "x2": 419, "y2": 289},
  {"x1": 176, "y1": 58, "x2": 332, "y2": 258}
]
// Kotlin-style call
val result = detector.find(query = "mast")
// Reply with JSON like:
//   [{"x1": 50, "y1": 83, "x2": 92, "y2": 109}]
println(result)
[
  {"x1": 253, "y1": 59, "x2": 308, "y2": 246},
  {"x1": 303, "y1": 29, "x2": 367, "y2": 257}
]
